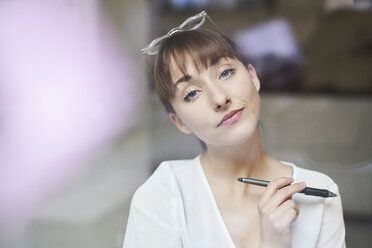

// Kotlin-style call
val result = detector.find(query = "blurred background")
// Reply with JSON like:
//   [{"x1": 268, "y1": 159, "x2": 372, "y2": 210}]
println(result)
[{"x1": 1, "y1": 0, "x2": 371, "y2": 247}]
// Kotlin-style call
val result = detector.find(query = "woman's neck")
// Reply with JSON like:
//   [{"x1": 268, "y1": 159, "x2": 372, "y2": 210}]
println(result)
[{"x1": 201, "y1": 127, "x2": 269, "y2": 182}]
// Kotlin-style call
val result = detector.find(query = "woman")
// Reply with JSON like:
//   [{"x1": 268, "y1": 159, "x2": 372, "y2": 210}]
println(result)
[{"x1": 123, "y1": 11, "x2": 345, "y2": 248}]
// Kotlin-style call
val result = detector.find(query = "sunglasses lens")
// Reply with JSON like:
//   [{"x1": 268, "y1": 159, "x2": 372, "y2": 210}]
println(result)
[
  {"x1": 147, "y1": 44, "x2": 161, "y2": 55},
  {"x1": 145, "y1": 36, "x2": 166, "y2": 55},
  {"x1": 182, "y1": 16, "x2": 204, "y2": 31}
]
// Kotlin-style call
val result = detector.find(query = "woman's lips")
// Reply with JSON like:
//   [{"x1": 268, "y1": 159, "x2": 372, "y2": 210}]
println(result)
[{"x1": 218, "y1": 108, "x2": 245, "y2": 127}]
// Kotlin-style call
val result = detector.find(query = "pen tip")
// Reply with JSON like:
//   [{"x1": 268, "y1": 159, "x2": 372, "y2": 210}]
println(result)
[
  {"x1": 328, "y1": 192, "x2": 337, "y2": 198},
  {"x1": 237, "y1": 178, "x2": 243, "y2": 182}
]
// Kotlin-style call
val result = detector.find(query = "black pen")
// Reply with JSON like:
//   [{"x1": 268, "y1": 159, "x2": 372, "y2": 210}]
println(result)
[{"x1": 237, "y1": 178, "x2": 337, "y2": 198}]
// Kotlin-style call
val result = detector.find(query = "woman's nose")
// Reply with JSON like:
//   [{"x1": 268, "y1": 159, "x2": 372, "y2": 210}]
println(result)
[
  {"x1": 209, "y1": 87, "x2": 231, "y2": 111},
  {"x1": 215, "y1": 97, "x2": 231, "y2": 111}
]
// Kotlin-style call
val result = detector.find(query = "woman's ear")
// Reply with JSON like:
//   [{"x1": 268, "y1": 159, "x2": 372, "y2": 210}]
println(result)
[
  {"x1": 248, "y1": 64, "x2": 260, "y2": 92},
  {"x1": 169, "y1": 112, "x2": 192, "y2": 134}
]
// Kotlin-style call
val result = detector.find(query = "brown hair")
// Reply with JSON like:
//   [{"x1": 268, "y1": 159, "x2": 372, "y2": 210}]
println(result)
[{"x1": 153, "y1": 29, "x2": 246, "y2": 113}]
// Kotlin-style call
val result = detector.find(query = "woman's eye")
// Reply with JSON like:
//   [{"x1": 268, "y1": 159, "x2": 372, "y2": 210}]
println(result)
[
  {"x1": 184, "y1": 90, "x2": 199, "y2": 102},
  {"x1": 220, "y1": 68, "x2": 235, "y2": 79}
]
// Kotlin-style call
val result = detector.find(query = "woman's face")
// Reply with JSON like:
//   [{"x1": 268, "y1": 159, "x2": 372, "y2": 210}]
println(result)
[{"x1": 168, "y1": 56, "x2": 261, "y2": 146}]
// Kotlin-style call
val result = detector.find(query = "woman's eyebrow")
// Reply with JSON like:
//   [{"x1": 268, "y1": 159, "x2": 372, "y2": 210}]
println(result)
[
  {"x1": 210, "y1": 55, "x2": 229, "y2": 66},
  {"x1": 174, "y1": 75, "x2": 191, "y2": 88}
]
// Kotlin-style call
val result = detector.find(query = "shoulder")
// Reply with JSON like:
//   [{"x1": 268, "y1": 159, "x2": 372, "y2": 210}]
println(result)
[
  {"x1": 131, "y1": 157, "x2": 199, "y2": 207},
  {"x1": 287, "y1": 162, "x2": 346, "y2": 247},
  {"x1": 283, "y1": 161, "x2": 338, "y2": 191}
]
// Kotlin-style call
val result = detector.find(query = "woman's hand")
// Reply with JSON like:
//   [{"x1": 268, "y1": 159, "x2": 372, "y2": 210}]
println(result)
[{"x1": 257, "y1": 177, "x2": 306, "y2": 248}]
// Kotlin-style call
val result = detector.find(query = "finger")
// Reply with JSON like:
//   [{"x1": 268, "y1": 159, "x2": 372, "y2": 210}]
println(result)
[
  {"x1": 270, "y1": 199, "x2": 299, "y2": 220},
  {"x1": 258, "y1": 177, "x2": 294, "y2": 206},
  {"x1": 267, "y1": 182, "x2": 306, "y2": 209},
  {"x1": 278, "y1": 207, "x2": 300, "y2": 227}
]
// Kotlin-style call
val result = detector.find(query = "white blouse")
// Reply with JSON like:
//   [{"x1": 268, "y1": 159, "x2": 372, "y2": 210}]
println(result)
[{"x1": 123, "y1": 155, "x2": 346, "y2": 248}]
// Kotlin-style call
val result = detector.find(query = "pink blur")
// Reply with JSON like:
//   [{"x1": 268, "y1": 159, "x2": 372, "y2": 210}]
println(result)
[{"x1": 0, "y1": 0, "x2": 138, "y2": 226}]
